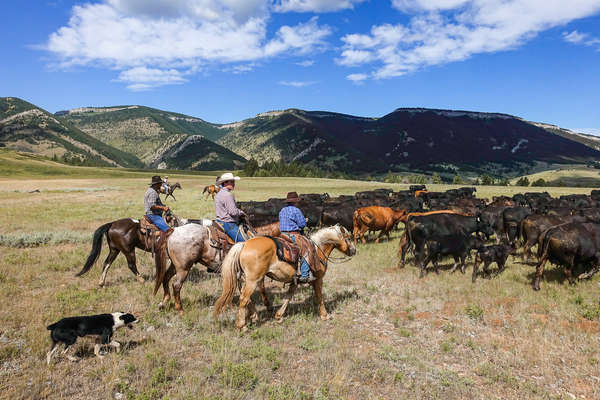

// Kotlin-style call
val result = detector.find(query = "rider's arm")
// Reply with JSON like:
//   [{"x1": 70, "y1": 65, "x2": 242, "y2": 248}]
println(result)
[
  {"x1": 224, "y1": 192, "x2": 243, "y2": 218},
  {"x1": 294, "y1": 208, "x2": 307, "y2": 229}
]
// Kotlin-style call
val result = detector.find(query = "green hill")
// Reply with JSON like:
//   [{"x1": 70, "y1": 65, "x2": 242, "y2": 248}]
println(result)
[
  {"x1": 59, "y1": 105, "x2": 228, "y2": 164},
  {"x1": 0, "y1": 97, "x2": 143, "y2": 168}
]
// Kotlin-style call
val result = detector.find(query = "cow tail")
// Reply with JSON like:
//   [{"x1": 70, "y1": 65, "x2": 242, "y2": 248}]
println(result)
[
  {"x1": 538, "y1": 227, "x2": 554, "y2": 259},
  {"x1": 213, "y1": 242, "x2": 244, "y2": 320},
  {"x1": 76, "y1": 222, "x2": 112, "y2": 276}
]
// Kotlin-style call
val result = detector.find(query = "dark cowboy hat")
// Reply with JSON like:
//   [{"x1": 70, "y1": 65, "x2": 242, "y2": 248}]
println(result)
[
  {"x1": 286, "y1": 192, "x2": 301, "y2": 203},
  {"x1": 149, "y1": 175, "x2": 162, "y2": 186}
]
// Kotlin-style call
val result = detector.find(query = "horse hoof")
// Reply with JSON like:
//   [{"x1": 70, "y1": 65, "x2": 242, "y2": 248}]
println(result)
[
  {"x1": 136, "y1": 275, "x2": 145, "y2": 283},
  {"x1": 275, "y1": 316, "x2": 284, "y2": 323},
  {"x1": 320, "y1": 314, "x2": 332, "y2": 321},
  {"x1": 250, "y1": 314, "x2": 259, "y2": 323},
  {"x1": 158, "y1": 302, "x2": 165, "y2": 310},
  {"x1": 240, "y1": 326, "x2": 248, "y2": 333}
]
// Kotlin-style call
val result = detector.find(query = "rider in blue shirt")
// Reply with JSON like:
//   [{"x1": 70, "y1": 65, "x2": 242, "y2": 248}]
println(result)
[{"x1": 279, "y1": 192, "x2": 315, "y2": 283}]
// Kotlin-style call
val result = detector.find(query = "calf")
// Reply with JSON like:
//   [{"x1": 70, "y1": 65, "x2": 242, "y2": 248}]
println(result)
[
  {"x1": 420, "y1": 235, "x2": 484, "y2": 278},
  {"x1": 472, "y1": 244, "x2": 515, "y2": 282}
]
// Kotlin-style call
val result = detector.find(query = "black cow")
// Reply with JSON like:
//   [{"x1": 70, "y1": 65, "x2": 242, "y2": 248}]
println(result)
[
  {"x1": 480, "y1": 205, "x2": 509, "y2": 241},
  {"x1": 421, "y1": 234, "x2": 484, "y2": 277},
  {"x1": 520, "y1": 214, "x2": 580, "y2": 262},
  {"x1": 472, "y1": 244, "x2": 515, "y2": 282},
  {"x1": 533, "y1": 222, "x2": 600, "y2": 290},
  {"x1": 502, "y1": 207, "x2": 532, "y2": 245},
  {"x1": 398, "y1": 213, "x2": 493, "y2": 267}
]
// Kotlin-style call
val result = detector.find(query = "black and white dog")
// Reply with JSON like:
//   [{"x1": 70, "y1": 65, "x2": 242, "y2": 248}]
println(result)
[{"x1": 46, "y1": 312, "x2": 138, "y2": 364}]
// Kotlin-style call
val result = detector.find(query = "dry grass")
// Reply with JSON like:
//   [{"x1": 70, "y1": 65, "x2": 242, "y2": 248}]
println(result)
[{"x1": 1, "y1": 175, "x2": 599, "y2": 399}]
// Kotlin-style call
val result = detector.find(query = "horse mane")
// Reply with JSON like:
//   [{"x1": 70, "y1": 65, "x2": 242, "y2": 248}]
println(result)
[{"x1": 310, "y1": 225, "x2": 343, "y2": 246}]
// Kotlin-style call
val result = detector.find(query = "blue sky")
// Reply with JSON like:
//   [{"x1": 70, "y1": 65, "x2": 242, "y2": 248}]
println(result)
[{"x1": 1, "y1": 1, "x2": 600, "y2": 133}]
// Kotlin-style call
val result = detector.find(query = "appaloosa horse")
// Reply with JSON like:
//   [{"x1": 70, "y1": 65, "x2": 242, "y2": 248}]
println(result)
[
  {"x1": 161, "y1": 182, "x2": 182, "y2": 201},
  {"x1": 214, "y1": 225, "x2": 356, "y2": 332},
  {"x1": 153, "y1": 222, "x2": 255, "y2": 313}
]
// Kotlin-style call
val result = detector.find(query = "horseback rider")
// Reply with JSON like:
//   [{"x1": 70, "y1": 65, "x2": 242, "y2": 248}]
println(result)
[
  {"x1": 279, "y1": 192, "x2": 315, "y2": 283},
  {"x1": 162, "y1": 175, "x2": 170, "y2": 194},
  {"x1": 214, "y1": 172, "x2": 247, "y2": 243},
  {"x1": 145, "y1": 175, "x2": 172, "y2": 238}
]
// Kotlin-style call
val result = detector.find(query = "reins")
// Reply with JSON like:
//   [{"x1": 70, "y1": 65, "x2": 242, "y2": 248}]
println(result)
[{"x1": 309, "y1": 235, "x2": 353, "y2": 267}]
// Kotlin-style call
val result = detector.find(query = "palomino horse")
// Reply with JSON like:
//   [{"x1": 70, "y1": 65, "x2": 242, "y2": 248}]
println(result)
[
  {"x1": 76, "y1": 214, "x2": 183, "y2": 286},
  {"x1": 160, "y1": 182, "x2": 182, "y2": 201},
  {"x1": 202, "y1": 184, "x2": 220, "y2": 200},
  {"x1": 213, "y1": 225, "x2": 356, "y2": 332}
]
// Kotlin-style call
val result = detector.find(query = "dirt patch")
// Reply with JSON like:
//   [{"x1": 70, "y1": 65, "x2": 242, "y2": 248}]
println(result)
[
  {"x1": 415, "y1": 311, "x2": 433, "y2": 320},
  {"x1": 441, "y1": 301, "x2": 458, "y2": 316},
  {"x1": 530, "y1": 313, "x2": 549, "y2": 324},
  {"x1": 494, "y1": 297, "x2": 519, "y2": 313}
]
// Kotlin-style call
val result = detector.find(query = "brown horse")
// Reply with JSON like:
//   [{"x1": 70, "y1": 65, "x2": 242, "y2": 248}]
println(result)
[
  {"x1": 202, "y1": 184, "x2": 220, "y2": 200},
  {"x1": 213, "y1": 225, "x2": 356, "y2": 332},
  {"x1": 160, "y1": 182, "x2": 182, "y2": 201},
  {"x1": 76, "y1": 214, "x2": 182, "y2": 286}
]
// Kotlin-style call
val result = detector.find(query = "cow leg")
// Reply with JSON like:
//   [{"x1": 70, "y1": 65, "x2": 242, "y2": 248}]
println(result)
[
  {"x1": 420, "y1": 254, "x2": 432, "y2": 278},
  {"x1": 433, "y1": 258, "x2": 441, "y2": 275},
  {"x1": 275, "y1": 282, "x2": 298, "y2": 322},
  {"x1": 449, "y1": 256, "x2": 460, "y2": 273},
  {"x1": 397, "y1": 233, "x2": 409, "y2": 268},
  {"x1": 472, "y1": 256, "x2": 480, "y2": 283},
  {"x1": 564, "y1": 266, "x2": 576, "y2": 286},
  {"x1": 257, "y1": 278, "x2": 273, "y2": 313},
  {"x1": 460, "y1": 255, "x2": 467, "y2": 274},
  {"x1": 522, "y1": 242, "x2": 532, "y2": 263},
  {"x1": 360, "y1": 226, "x2": 369, "y2": 244},
  {"x1": 495, "y1": 259, "x2": 507, "y2": 276},
  {"x1": 533, "y1": 256, "x2": 548, "y2": 291}
]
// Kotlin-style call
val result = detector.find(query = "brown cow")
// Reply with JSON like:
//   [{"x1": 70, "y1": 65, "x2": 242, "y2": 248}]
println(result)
[{"x1": 353, "y1": 206, "x2": 406, "y2": 244}]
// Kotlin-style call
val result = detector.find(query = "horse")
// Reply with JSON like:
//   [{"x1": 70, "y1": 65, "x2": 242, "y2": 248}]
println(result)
[
  {"x1": 153, "y1": 222, "x2": 256, "y2": 313},
  {"x1": 76, "y1": 213, "x2": 183, "y2": 287},
  {"x1": 161, "y1": 182, "x2": 182, "y2": 201},
  {"x1": 202, "y1": 184, "x2": 220, "y2": 200},
  {"x1": 213, "y1": 225, "x2": 356, "y2": 332}
]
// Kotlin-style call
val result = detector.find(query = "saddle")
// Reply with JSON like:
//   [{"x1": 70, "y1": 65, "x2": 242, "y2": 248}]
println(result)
[
  {"x1": 208, "y1": 222, "x2": 236, "y2": 254},
  {"x1": 268, "y1": 236, "x2": 300, "y2": 264},
  {"x1": 140, "y1": 215, "x2": 161, "y2": 237},
  {"x1": 274, "y1": 233, "x2": 322, "y2": 273}
]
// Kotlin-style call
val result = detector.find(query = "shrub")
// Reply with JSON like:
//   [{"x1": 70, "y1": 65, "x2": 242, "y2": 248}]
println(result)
[
  {"x1": 531, "y1": 178, "x2": 547, "y2": 187},
  {"x1": 516, "y1": 177, "x2": 530, "y2": 186}
]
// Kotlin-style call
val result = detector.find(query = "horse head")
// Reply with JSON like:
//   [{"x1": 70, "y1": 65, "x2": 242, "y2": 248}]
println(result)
[{"x1": 312, "y1": 224, "x2": 356, "y2": 257}]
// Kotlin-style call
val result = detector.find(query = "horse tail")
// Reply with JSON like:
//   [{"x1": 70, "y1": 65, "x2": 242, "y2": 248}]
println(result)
[
  {"x1": 213, "y1": 242, "x2": 244, "y2": 320},
  {"x1": 202, "y1": 186, "x2": 208, "y2": 194},
  {"x1": 76, "y1": 222, "x2": 112, "y2": 276}
]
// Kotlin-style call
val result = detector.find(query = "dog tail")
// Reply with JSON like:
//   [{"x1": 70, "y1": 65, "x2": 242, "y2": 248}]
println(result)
[{"x1": 76, "y1": 222, "x2": 112, "y2": 276}]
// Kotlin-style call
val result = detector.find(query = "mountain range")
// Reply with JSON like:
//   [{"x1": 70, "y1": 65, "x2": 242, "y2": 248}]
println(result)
[{"x1": 2, "y1": 96, "x2": 599, "y2": 177}]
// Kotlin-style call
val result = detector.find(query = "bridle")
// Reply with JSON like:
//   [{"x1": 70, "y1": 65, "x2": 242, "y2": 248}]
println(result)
[{"x1": 309, "y1": 232, "x2": 354, "y2": 268}]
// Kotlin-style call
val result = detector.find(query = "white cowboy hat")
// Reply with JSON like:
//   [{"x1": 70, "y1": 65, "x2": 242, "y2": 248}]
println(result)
[{"x1": 216, "y1": 172, "x2": 241, "y2": 185}]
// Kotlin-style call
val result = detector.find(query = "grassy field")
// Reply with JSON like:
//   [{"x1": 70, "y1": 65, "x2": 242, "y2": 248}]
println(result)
[
  {"x1": 511, "y1": 166, "x2": 600, "y2": 187},
  {"x1": 1, "y1": 164, "x2": 599, "y2": 399}
]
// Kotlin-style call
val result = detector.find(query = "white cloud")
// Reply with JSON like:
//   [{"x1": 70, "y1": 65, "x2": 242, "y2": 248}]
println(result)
[
  {"x1": 278, "y1": 80, "x2": 318, "y2": 87},
  {"x1": 346, "y1": 73, "x2": 368, "y2": 84},
  {"x1": 296, "y1": 59, "x2": 315, "y2": 66},
  {"x1": 117, "y1": 67, "x2": 187, "y2": 91},
  {"x1": 43, "y1": 0, "x2": 331, "y2": 89},
  {"x1": 273, "y1": 0, "x2": 365, "y2": 13},
  {"x1": 563, "y1": 30, "x2": 600, "y2": 49},
  {"x1": 339, "y1": 0, "x2": 600, "y2": 79}
]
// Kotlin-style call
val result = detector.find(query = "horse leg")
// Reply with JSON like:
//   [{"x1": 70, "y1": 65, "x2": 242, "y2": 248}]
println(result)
[
  {"x1": 172, "y1": 268, "x2": 190, "y2": 314},
  {"x1": 236, "y1": 278, "x2": 258, "y2": 332},
  {"x1": 257, "y1": 278, "x2": 273, "y2": 313},
  {"x1": 124, "y1": 250, "x2": 144, "y2": 283},
  {"x1": 158, "y1": 263, "x2": 175, "y2": 310},
  {"x1": 99, "y1": 247, "x2": 120, "y2": 287},
  {"x1": 275, "y1": 282, "x2": 298, "y2": 322},
  {"x1": 311, "y1": 277, "x2": 330, "y2": 320}
]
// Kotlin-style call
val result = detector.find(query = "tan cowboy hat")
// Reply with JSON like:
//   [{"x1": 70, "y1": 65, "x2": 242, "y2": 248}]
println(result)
[
  {"x1": 216, "y1": 172, "x2": 241, "y2": 185},
  {"x1": 285, "y1": 191, "x2": 301, "y2": 203},
  {"x1": 149, "y1": 175, "x2": 162, "y2": 185}
]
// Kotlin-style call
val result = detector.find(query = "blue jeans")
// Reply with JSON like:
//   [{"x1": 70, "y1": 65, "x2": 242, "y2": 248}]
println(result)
[
  {"x1": 288, "y1": 234, "x2": 310, "y2": 278},
  {"x1": 218, "y1": 221, "x2": 246, "y2": 243},
  {"x1": 146, "y1": 214, "x2": 169, "y2": 232}
]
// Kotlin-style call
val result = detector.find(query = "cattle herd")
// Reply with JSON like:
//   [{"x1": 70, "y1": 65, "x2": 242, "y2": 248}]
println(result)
[{"x1": 240, "y1": 186, "x2": 600, "y2": 290}]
